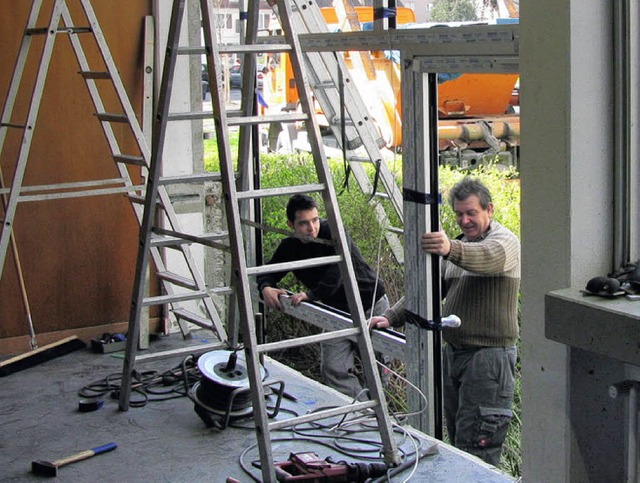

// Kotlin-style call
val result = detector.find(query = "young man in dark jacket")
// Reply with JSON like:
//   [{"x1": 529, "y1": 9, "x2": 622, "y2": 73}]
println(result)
[{"x1": 257, "y1": 194, "x2": 389, "y2": 398}]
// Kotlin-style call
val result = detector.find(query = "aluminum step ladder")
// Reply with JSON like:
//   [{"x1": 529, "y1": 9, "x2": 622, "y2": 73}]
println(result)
[
  {"x1": 276, "y1": 0, "x2": 406, "y2": 263},
  {"x1": 0, "y1": 0, "x2": 227, "y2": 348},
  {"x1": 119, "y1": 0, "x2": 402, "y2": 480}
]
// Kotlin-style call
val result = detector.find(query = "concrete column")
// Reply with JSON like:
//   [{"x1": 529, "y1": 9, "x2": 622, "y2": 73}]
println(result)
[{"x1": 520, "y1": 0, "x2": 628, "y2": 480}]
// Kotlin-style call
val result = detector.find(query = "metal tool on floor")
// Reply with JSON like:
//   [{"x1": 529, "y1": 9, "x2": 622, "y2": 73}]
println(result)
[
  {"x1": 274, "y1": 452, "x2": 388, "y2": 482},
  {"x1": 31, "y1": 442, "x2": 117, "y2": 477}
]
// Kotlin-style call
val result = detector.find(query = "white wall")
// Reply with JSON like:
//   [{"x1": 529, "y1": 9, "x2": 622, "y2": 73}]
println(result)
[{"x1": 520, "y1": 0, "x2": 631, "y2": 480}]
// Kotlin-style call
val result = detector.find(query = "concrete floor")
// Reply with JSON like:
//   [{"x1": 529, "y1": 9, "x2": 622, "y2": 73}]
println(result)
[{"x1": 0, "y1": 332, "x2": 517, "y2": 482}]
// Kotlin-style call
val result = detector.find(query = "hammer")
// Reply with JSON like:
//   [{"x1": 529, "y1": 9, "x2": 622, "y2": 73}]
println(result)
[{"x1": 32, "y1": 442, "x2": 117, "y2": 477}]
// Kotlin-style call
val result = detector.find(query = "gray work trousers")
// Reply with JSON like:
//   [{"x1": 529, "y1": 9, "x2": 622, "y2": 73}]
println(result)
[
  {"x1": 443, "y1": 344, "x2": 517, "y2": 467},
  {"x1": 320, "y1": 294, "x2": 390, "y2": 399}
]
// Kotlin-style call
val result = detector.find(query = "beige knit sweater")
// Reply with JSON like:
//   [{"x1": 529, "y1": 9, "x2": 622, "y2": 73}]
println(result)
[{"x1": 383, "y1": 221, "x2": 521, "y2": 347}]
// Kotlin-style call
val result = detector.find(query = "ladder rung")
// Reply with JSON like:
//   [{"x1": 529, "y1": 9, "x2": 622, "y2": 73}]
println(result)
[
  {"x1": 236, "y1": 183, "x2": 326, "y2": 200},
  {"x1": 113, "y1": 154, "x2": 146, "y2": 166},
  {"x1": 59, "y1": 26, "x2": 92, "y2": 34},
  {"x1": 0, "y1": 122, "x2": 26, "y2": 129},
  {"x1": 80, "y1": 71, "x2": 112, "y2": 80},
  {"x1": 167, "y1": 111, "x2": 308, "y2": 125},
  {"x1": 312, "y1": 81, "x2": 337, "y2": 89},
  {"x1": 25, "y1": 27, "x2": 49, "y2": 35},
  {"x1": 346, "y1": 155, "x2": 375, "y2": 163},
  {"x1": 151, "y1": 232, "x2": 229, "y2": 251},
  {"x1": 152, "y1": 228, "x2": 230, "y2": 251},
  {"x1": 135, "y1": 342, "x2": 227, "y2": 364},
  {"x1": 150, "y1": 231, "x2": 229, "y2": 247},
  {"x1": 143, "y1": 291, "x2": 208, "y2": 306},
  {"x1": 228, "y1": 113, "x2": 308, "y2": 127},
  {"x1": 219, "y1": 43, "x2": 292, "y2": 55},
  {"x1": 247, "y1": 255, "x2": 342, "y2": 277},
  {"x1": 96, "y1": 113, "x2": 128, "y2": 123},
  {"x1": 142, "y1": 285, "x2": 232, "y2": 307},
  {"x1": 159, "y1": 173, "x2": 223, "y2": 185},
  {"x1": 257, "y1": 327, "x2": 360, "y2": 354},
  {"x1": 171, "y1": 308, "x2": 216, "y2": 330},
  {"x1": 177, "y1": 46, "x2": 206, "y2": 55},
  {"x1": 157, "y1": 271, "x2": 198, "y2": 290},
  {"x1": 26, "y1": 27, "x2": 93, "y2": 35},
  {"x1": 126, "y1": 194, "x2": 161, "y2": 206}
]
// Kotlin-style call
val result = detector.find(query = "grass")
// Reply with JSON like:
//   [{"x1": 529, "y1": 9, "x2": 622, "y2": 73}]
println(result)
[{"x1": 203, "y1": 135, "x2": 522, "y2": 477}]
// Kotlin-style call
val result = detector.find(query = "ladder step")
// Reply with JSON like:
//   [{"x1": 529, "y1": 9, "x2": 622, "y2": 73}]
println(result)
[
  {"x1": 96, "y1": 113, "x2": 128, "y2": 123},
  {"x1": 25, "y1": 27, "x2": 49, "y2": 35},
  {"x1": 157, "y1": 271, "x2": 198, "y2": 290},
  {"x1": 228, "y1": 113, "x2": 308, "y2": 127},
  {"x1": 180, "y1": 43, "x2": 293, "y2": 56},
  {"x1": 143, "y1": 291, "x2": 208, "y2": 306},
  {"x1": 26, "y1": 27, "x2": 93, "y2": 35},
  {"x1": 150, "y1": 231, "x2": 229, "y2": 248},
  {"x1": 135, "y1": 341, "x2": 227, "y2": 364},
  {"x1": 218, "y1": 43, "x2": 292, "y2": 55},
  {"x1": 247, "y1": 255, "x2": 342, "y2": 277},
  {"x1": 0, "y1": 122, "x2": 26, "y2": 129},
  {"x1": 142, "y1": 286, "x2": 233, "y2": 307},
  {"x1": 152, "y1": 228, "x2": 230, "y2": 250},
  {"x1": 80, "y1": 71, "x2": 112, "y2": 80},
  {"x1": 236, "y1": 183, "x2": 326, "y2": 200},
  {"x1": 159, "y1": 173, "x2": 224, "y2": 185},
  {"x1": 126, "y1": 194, "x2": 162, "y2": 206},
  {"x1": 166, "y1": 111, "x2": 308, "y2": 124},
  {"x1": 113, "y1": 154, "x2": 146, "y2": 166},
  {"x1": 171, "y1": 308, "x2": 217, "y2": 330}
]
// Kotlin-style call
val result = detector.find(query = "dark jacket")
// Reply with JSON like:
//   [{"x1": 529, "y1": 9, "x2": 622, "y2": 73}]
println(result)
[{"x1": 256, "y1": 220, "x2": 385, "y2": 313}]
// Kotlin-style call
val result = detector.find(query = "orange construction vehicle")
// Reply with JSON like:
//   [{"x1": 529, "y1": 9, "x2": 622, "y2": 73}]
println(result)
[{"x1": 261, "y1": 6, "x2": 520, "y2": 169}]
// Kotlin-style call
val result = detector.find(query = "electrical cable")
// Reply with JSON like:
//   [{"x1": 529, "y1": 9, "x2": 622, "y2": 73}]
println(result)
[{"x1": 78, "y1": 358, "x2": 201, "y2": 408}]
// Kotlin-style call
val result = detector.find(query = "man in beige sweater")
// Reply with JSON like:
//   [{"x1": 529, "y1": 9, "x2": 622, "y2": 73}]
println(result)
[{"x1": 369, "y1": 177, "x2": 520, "y2": 466}]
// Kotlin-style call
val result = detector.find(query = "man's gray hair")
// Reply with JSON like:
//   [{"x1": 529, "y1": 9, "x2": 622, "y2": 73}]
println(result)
[{"x1": 449, "y1": 177, "x2": 493, "y2": 209}]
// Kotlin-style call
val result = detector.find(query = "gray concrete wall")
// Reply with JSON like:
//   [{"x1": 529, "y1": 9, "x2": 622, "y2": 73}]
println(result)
[
  {"x1": 521, "y1": 0, "x2": 635, "y2": 480},
  {"x1": 520, "y1": 1, "x2": 572, "y2": 477}
]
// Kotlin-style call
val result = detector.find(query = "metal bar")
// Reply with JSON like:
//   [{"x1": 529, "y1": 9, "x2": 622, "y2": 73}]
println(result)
[
  {"x1": 278, "y1": 297, "x2": 405, "y2": 359},
  {"x1": 268, "y1": 400, "x2": 378, "y2": 431},
  {"x1": 257, "y1": 327, "x2": 361, "y2": 353},
  {"x1": 246, "y1": 255, "x2": 342, "y2": 277}
]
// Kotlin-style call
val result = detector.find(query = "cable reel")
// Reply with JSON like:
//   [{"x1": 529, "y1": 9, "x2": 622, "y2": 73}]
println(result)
[{"x1": 188, "y1": 349, "x2": 284, "y2": 429}]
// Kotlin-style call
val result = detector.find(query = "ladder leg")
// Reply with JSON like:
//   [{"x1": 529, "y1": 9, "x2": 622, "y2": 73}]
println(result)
[{"x1": 0, "y1": 0, "x2": 65, "y2": 277}]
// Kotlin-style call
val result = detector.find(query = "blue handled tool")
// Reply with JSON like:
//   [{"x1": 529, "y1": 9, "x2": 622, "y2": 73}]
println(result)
[{"x1": 31, "y1": 442, "x2": 117, "y2": 477}]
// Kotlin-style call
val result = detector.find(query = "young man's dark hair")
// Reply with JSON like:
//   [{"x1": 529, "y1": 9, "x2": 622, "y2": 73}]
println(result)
[{"x1": 286, "y1": 194, "x2": 318, "y2": 223}]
